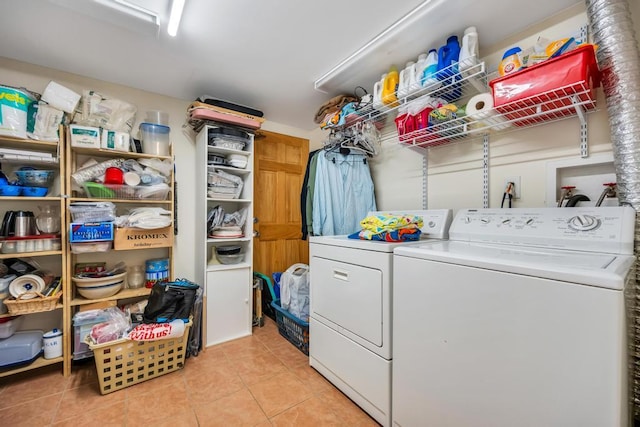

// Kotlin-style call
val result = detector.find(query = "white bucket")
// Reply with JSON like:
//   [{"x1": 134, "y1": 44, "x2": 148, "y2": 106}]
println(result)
[
  {"x1": 0, "y1": 85, "x2": 36, "y2": 139},
  {"x1": 43, "y1": 328, "x2": 63, "y2": 359}
]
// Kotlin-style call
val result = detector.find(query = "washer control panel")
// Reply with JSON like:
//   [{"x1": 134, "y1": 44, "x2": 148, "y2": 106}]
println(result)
[{"x1": 450, "y1": 207, "x2": 635, "y2": 254}]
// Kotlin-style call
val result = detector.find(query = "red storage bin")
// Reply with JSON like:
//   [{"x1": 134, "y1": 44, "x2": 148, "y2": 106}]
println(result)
[
  {"x1": 489, "y1": 45, "x2": 600, "y2": 126},
  {"x1": 394, "y1": 113, "x2": 416, "y2": 142}
]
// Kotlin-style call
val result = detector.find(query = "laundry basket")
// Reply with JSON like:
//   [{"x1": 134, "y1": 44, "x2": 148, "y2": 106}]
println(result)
[
  {"x1": 89, "y1": 320, "x2": 191, "y2": 395},
  {"x1": 271, "y1": 299, "x2": 309, "y2": 355}
]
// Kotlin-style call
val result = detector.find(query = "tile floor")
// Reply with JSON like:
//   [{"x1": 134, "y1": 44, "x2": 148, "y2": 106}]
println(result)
[{"x1": 0, "y1": 317, "x2": 379, "y2": 426}]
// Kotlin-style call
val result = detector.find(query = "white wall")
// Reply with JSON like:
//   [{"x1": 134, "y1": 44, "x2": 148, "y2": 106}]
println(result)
[
  {"x1": 367, "y1": 2, "x2": 640, "y2": 214},
  {"x1": 0, "y1": 57, "x2": 313, "y2": 280}
]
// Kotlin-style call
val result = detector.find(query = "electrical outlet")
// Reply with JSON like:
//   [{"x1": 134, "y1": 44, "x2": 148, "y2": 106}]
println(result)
[{"x1": 504, "y1": 176, "x2": 521, "y2": 199}]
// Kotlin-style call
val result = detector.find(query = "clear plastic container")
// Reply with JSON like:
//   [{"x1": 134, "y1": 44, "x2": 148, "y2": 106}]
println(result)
[
  {"x1": 127, "y1": 265, "x2": 145, "y2": 289},
  {"x1": 144, "y1": 110, "x2": 169, "y2": 126},
  {"x1": 139, "y1": 123, "x2": 170, "y2": 156}
]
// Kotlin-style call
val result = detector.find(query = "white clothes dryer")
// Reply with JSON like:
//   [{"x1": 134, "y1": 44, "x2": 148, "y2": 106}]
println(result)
[
  {"x1": 393, "y1": 207, "x2": 636, "y2": 427},
  {"x1": 309, "y1": 209, "x2": 452, "y2": 426}
]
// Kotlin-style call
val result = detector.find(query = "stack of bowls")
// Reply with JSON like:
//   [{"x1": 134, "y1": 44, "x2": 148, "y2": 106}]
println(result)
[
  {"x1": 14, "y1": 169, "x2": 54, "y2": 197},
  {"x1": 215, "y1": 245, "x2": 244, "y2": 264},
  {"x1": 72, "y1": 271, "x2": 126, "y2": 299}
]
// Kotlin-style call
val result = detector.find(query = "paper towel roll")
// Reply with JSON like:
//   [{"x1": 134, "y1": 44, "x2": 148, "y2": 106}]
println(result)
[{"x1": 466, "y1": 93, "x2": 511, "y2": 131}]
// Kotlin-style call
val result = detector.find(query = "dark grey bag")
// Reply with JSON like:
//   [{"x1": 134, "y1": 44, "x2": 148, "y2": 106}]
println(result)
[{"x1": 143, "y1": 279, "x2": 199, "y2": 324}]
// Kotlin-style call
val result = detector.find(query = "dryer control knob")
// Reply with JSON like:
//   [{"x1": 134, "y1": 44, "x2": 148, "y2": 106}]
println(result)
[
  {"x1": 464, "y1": 216, "x2": 472, "y2": 224},
  {"x1": 568, "y1": 214, "x2": 600, "y2": 231},
  {"x1": 428, "y1": 221, "x2": 436, "y2": 228},
  {"x1": 481, "y1": 217, "x2": 490, "y2": 224}
]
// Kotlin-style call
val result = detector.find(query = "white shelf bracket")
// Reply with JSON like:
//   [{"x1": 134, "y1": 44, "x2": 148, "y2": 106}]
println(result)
[
  {"x1": 483, "y1": 134, "x2": 489, "y2": 208},
  {"x1": 571, "y1": 95, "x2": 589, "y2": 158},
  {"x1": 422, "y1": 151, "x2": 428, "y2": 209}
]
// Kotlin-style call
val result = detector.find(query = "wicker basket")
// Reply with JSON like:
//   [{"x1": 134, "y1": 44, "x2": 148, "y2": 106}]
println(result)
[
  {"x1": 4, "y1": 292, "x2": 62, "y2": 315},
  {"x1": 89, "y1": 320, "x2": 191, "y2": 395}
]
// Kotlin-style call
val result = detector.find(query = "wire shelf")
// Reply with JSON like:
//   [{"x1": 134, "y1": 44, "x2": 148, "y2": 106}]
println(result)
[
  {"x1": 325, "y1": 59, "x2": 488, "y2": 131},
  {"x1": 390, "y1": 79, "x2": 597, "y2": 149}
]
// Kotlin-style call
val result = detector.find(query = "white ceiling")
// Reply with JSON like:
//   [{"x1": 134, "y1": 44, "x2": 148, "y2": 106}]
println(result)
[{"x1": 1, "y1": 0, "x2": 582, "y2": 130}]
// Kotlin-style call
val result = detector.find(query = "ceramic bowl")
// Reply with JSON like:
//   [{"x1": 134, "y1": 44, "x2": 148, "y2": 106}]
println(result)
[
  {"x1": 75, "y1": 281, "x2": 123, "y2": 299},
  {"x1": 72, "y1": 271, "x2": 127, "y2": 288}
]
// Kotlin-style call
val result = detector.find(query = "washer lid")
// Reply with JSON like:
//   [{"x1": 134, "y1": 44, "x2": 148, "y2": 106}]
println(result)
[
  {"x1": 309, "y1": 208, "x2": 453, "y2": 253},
  {"x1": 394, "y1": 241, "x2": 635, "y2": 290}
]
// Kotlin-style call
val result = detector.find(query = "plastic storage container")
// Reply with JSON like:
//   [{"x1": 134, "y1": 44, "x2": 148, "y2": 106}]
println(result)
[
  {"x1": 144, "y1": 110, "x2": 169, "y2": 126},
  {"x1": 489, "y1": 44, "x2": 600, "y2": 126},
  {"x1": 0, "y1": 330, "x2": 43, "y2": 369},
  {"x1": 145, "y1": 258, "x2": 169, "y2": 288},
  {"x1": 0, "y1": 315, "x2": 22, "y2": 338},
  {"x1": 207, "y1": 127, "x2": 249, "y2": 151},
  {"x1": 139, "y1": 123, "x2": 170, "y2": 156}
]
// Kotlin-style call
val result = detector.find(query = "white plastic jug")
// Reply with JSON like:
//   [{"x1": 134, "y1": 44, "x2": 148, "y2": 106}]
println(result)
[
  {"x1": 459, "y1": 26, "x2": 479, "y2": 72},
  {"x1": 421, "y1": 49, "x2": 440, "y2": 88},
  {"x1": 398, "y1": 61, "x2": 418, "y2": 99},
  {"x1": 372, "y1": 73, "x2": 386, "y2": 110},
  {"x1": 415, "y1": 53, "x2": 428, "y2": 87}
]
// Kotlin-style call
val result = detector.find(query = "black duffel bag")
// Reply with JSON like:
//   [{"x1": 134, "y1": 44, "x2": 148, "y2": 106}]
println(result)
[{"x1": 143, "y1": 279, "x2": 199, "y2": 324}]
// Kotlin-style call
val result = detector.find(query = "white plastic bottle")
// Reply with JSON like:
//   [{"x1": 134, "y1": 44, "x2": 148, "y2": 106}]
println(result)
[
  {"x1": 373, "y1": 73, "x2": 387, "y2": 110},
  {"x1": 414, "y1": 53, "x2": 428, "y2": 88},
  {"x1": 459, "y1": 26, "x2": 479, "y2": 72},
  {"x1": 421, "y1": 49, "x2": 440, "y2": 87},
  {"x1": 398, "y1": 61, "x2": 417, "y2": 99}
]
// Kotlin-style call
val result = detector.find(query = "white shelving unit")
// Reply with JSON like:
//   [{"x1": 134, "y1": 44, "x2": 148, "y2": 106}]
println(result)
[{"x1": 195, "y1": 124, "x2": 254, "y2": 347}]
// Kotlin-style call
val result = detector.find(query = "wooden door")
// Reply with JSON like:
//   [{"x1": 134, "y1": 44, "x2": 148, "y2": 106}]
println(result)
[{"x1": 253, "y1": 131, "x2": 309, "y2": 280}]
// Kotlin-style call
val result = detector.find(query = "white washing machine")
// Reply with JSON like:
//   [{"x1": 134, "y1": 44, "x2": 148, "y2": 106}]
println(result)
[
  {"x1": 393, "y1": 207, "x2": 636, "y2": 427},
  {"x1": 309, "y1": 209, "x2": 452, "y2": 427}
]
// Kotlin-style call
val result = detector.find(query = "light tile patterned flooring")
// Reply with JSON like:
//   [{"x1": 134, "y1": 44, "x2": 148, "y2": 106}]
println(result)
[{"x1": 0, "y1": 317, "x2": 379, "y2": 426}]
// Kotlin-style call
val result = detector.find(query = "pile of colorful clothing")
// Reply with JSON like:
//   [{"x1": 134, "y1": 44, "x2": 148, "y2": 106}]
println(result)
[{"x1": 348, "y1": 213, "x2": 424, "y2": 242}]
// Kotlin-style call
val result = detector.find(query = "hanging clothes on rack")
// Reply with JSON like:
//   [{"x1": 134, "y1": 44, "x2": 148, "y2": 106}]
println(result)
[
  {"x1": 312, "y1": 151, "x2": 376, "y2": 236},
  {"x1": 300, "y1": 149, "x2": 320, "y2": 240}
]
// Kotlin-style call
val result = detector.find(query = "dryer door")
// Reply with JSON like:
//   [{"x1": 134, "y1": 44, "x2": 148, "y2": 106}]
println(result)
[{"x1": 311, "y1": 256, "x2": 383, "y2": 347}]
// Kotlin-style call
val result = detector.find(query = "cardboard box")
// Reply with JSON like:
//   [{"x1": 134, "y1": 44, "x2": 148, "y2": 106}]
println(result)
[
  {"x1": 69, "y1": 125, "x2": 100, "y2": 148},
  {"x1": 113, "y1": 226, "x2": 173, "y2": 251},
  {"x1": 69, "y1": 222, "x2": 114, "y2": 243},
  {"x1": 101, "y1": 130, "x2": 130, "y2": 152}
]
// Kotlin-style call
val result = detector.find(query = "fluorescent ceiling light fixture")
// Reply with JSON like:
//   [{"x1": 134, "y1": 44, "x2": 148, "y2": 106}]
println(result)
[
  {"x1": 314, "y1": 0, "x2": 444, "y2": 92},
  {"x1": 168, "y1": 0, "x2": 186, "y2": 37},
  {"x1": 50, "y1": 0, "x2": 160, "y2": 37}
]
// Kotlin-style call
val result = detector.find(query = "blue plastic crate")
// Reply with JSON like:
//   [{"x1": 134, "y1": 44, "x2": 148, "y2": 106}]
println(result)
[{"x1": 271, "y1": 299, "x2": 309, "y2": 355}]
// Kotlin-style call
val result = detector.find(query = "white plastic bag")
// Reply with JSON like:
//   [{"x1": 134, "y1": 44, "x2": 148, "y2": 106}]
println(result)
[
  {"x1": 127, "y1": 319, "x2": 185, "y2": 342},
  {"x1": 280, "y1": 263, "x2": 310, "y2": 321}
]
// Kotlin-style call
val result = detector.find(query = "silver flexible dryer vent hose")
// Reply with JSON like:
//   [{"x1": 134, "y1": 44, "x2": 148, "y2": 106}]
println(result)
[{"x1": 585, "y1": 0, "x2": 640, "y2": 420}]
